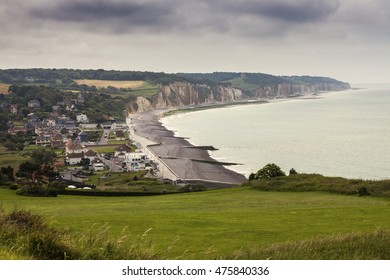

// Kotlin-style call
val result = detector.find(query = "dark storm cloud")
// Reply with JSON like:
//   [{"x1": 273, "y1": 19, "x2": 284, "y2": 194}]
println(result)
[
  {"x1": 234, "y1": 0, "x2": 340, "y2": 23},
  {"x1": 29, "y1": 0, "x2": 175, "y2": 28},
  {"x1": 24, "y1": 0, "x2": 340, "y2": 35}
]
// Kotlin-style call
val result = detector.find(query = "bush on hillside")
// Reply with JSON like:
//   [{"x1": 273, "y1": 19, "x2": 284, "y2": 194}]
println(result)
[{"x1": 253, "y1": 163, "x2": 286, "y2": 180}]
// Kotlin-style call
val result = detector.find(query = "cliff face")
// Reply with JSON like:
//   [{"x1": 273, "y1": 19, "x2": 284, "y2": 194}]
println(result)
[
  {"x1": 128, "y1": 81, "x2": 350, "y2": 113},
  {"x1": 255, "y1": 82, "x2": 350, "y2": 99},
  {"x1": 128, "y1": 82, "x2": 243, "y2": 113}
]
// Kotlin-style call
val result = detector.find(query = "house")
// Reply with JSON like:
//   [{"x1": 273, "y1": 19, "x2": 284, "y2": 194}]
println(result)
[
  {"x1": 114, "y1": 145, "x2": 132, "y2": 157},
  {"x1": 66, "y1": 152, "x2": 84, "y2": 165},
  {"x1": 64, "y1": 120, "x2": 77, "y2": 130},
  {"x1": 66, "y1": 141, "x2": 84, "y2": 154},
  {"x1": 76, "y1": 114, "x2": 89, "y2": 123},
  {"x1": 125, "y1": 152, "x2": 147, "y2": 171},
  {"x1": 111, "y1": 122, "x2": 128, "y2": 130},
  {"x1": 35, "y1": 134, "x2": 52, "y2": 146},
  {"x1": 92, "y1": 163, "x2": 105, "y2": 171},
  {"x1": 27, "y1": 100, "x2": 41, "y2": 108},
  {"x1": 84, "y1": 149, "x2": 98, "y2": 162},
  {"x1": 91, "y1": 158, "x2": 105, "y2": 171},
  {"x1": 115, "y1": 130, "x2": 126, "y2": 140},
  {"x1": 78, "y1": 131, "x2": 89, "y2": 143},
  {"x1": 51, "y1": 134, "x2": 64, "y2": 148},
  {"x1": 59, "y1": 171, "x2": 83, "y2": 185},
  {"x1": 79, "y1": 123, "x2": 98, "y2": 129},
  {"x1": 91, "y1": 158, "x2": 104, "y2": 165},
  {"x1": 9, "y1": 104, "x2": 18, "y2": 115},
  {"x1": 43, "y1": 118, "x2": 56, "y2": 128}
]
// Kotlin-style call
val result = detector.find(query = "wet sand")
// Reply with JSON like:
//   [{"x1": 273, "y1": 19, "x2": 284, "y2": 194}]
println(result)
[{"x1": 128, "y1": 109, "x2": 247, "y2": 187}]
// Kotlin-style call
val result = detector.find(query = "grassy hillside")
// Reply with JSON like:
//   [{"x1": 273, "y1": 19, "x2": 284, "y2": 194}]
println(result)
[
  {"x1": 245, "y1": 173, "x2": 390, "y2": 197},
  {"x1": 1, "y1": 186, "x2": 389, "y2": 259},
  {"x1": 0, "y1": 146, "x2": 28, "y2": 171}
]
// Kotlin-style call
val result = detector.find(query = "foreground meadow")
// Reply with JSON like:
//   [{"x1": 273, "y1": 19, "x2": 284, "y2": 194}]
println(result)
[{"x1": 1, "y1": 186, "x2": 390, "y2": 259}]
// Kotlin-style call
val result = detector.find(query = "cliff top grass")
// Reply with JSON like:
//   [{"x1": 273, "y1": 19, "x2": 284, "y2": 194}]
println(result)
[
  {"x1": 1, "y1": 185, "x2": 390, "y2": 259},
  {"x1": 245, "y1": 173, "x2": 390, "y2": 198}
]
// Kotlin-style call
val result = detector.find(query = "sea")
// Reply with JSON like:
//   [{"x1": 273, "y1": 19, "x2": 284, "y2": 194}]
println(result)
[{"x1": 161, "y1": 84, "x2": 390, "y2": 180}]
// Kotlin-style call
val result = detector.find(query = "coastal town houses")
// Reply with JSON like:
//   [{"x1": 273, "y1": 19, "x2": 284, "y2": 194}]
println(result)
[
  {"x1": 35, "y1": 134, "x2": 52, "y2": 146},
  {"x1": 84, "y1": 149, "x2": 98, "y2": 162},
  {"x1": 59, "y1": 171, "x2": 83, "y2": 186},
  {"x1": 51, "y1": 134, "x2": 65, "y2": 148},
  {"x1": 78, "y1": 131, "x2": 89, "y2": 143},
  {"x1": 27, "y1": 99, "x2": 41, "y2": 108},
  {"x1": 114, "y1": 145, "x2": 132, "y2": 158},
  {"x1": 66, "y1": 152, "x2": 84, "y2": 165},
  {"x1": 111, "y1": 122, "x2": 128, "y2": 131},
  {"x1": 76, "y1": 113, "x2": 89, "y2": 124},
  {"x1": 66, "y1": 140, "x2": 84, "y2": 154},
  {"x1": 115, "y1": 130, "x2": 126, "y2": 141},
  {"x1": 125, "y1": 152, "x2": 147, "y2": 171},
  {"x1": 91, "y1": 158, "x2": 105, "y2": 171}
]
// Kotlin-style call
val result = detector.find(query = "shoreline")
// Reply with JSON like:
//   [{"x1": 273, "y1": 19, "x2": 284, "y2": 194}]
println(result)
[
  {"x1": 126, "y1": 91, "x2": 345, "y2": 186},
  {"x1": 127, "y1": 107, "x2": 248, "y2": 187}
]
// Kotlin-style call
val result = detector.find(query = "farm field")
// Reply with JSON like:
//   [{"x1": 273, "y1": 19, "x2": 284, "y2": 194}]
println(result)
[
  {"x1": 74, "y1": 79, "x2": 159, "y2": 98},
  {"x1": 74, "y1": 79, "x2": 145, "y2": 89},
  {"x1": 1, "y1": 186, "x2": 389, "y2": 259},
  {"x1": 0, "y1": 83, "x2": 10, "y2": 93}
]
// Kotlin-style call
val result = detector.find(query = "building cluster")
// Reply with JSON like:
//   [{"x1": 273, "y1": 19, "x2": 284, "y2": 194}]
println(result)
[
  {"x1": 2, "y1": 94, "x2": 153, "y2": 177},
  {"x1": 64, "y1": 140, "x2": 150, "y2": 173}
]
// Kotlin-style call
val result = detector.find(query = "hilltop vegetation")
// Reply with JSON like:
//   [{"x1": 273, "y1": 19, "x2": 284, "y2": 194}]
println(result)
[
  {"x1": 1, "y1": 186, "x2": 390, "y2": 259},
  {"x1": 0, "y1": 69, "x2": 350, "y2": 97},
  {"x1": 247, "y1": 163, "x2": 390, "y2": 198}
]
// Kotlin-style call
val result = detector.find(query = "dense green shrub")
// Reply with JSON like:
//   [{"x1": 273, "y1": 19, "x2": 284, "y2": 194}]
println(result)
[
  {"x1": 16, "y1": 187, "x2": 57, "y2": 197},
  {"x1": 253, "y1": 163, "x2": 286, "y2": 180}
]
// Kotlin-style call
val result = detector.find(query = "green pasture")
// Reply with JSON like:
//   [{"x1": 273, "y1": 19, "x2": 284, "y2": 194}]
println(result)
[
  {"x1": 109, "y1": 81, "x2": 159, "y2": 98},
  {"x1": 0, "y1": 149, "x2": 28, "y2": 170},
  {"x1": 227, "y1": 77, "x2": 261, "y2": 94},
  {"x1": 1, "y1": 187, "x2": 389, "y2": 259},
  {"x1": 125, "y1": 81, "x2": 159, "y2": 98}
]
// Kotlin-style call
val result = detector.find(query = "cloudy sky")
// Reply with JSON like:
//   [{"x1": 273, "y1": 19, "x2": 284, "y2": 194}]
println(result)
[{"x1": 1, "y1": 0, "x2": 389, "y2": 83}]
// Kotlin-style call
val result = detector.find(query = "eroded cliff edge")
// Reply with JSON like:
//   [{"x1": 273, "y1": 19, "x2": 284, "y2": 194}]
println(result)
[{"x1": 127, "y1": 80, "x2": 350, "y2": 113}]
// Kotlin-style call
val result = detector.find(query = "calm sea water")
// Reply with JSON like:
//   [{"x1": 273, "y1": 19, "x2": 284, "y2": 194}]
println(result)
[{"x1": 162, "y1": 84, "x2": 390, "y2": 180}]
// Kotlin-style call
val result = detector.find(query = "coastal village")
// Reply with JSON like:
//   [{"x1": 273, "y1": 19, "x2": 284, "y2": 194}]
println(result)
[{"x1": 1, "y1": 88, "x2": 158, "y2": 190}]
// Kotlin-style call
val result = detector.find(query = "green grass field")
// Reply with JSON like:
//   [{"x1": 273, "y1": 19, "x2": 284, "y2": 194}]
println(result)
[
  {"x1": 227, "y1": 77, "x2": 261, "y2": 94},
  {"x1": 1, "y1": 186, "x2": 389, "y2": 259},
  {"x1": 0, "y1": 147, "x2": 28, "y2": 171}
]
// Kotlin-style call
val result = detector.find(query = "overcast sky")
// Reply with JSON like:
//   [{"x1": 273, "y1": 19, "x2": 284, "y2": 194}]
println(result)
[{"x1": 1, "y1": 0, "x2": 389, "y2": 83}]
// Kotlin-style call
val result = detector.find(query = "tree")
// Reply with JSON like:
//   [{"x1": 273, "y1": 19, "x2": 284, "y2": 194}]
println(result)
[
  {"x1": 289, "y1": 168, "x2": 298, "y2": 175},
  {"x1": 254, "y1": 163, "x2": 286, "y2": 180},
  {"x1": 31, "y1": 149, "x2": 56, "y2": 165},
  {"x1": 79, "y1": 158, "x2": 90, "y2": 168},
  {"x1": 16, "y1": 161, "x2": 43, "y2": 191},
  {"x1": 41, "y1": 165, "x2": 59, "y2": 182},
  {"x1": 0, "y1": 166, "x2": 15, "y2": 182}
]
